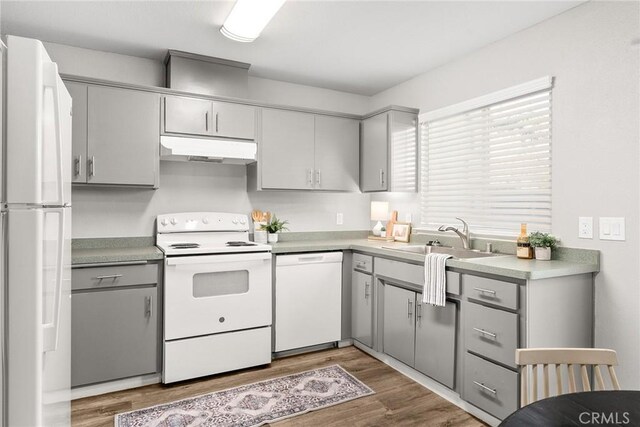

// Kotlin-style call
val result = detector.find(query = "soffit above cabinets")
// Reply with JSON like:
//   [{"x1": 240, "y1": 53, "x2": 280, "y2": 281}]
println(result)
[{"x1": 2, "y1": 1, "x2": 585, "y2": 96}]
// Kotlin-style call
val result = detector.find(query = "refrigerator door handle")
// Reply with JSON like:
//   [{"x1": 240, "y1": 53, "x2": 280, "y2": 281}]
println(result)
[
  {"x1": 42, "y1": 209, "x2": 65, "y2": 352},
  {"x1": 43, "y1": 62, "x2": 65, "y2": 206}
]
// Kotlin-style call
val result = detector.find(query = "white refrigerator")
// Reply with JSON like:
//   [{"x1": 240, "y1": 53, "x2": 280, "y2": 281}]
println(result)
[{"x1": 1, "y1": 35, "x2": 73, "y2": 426}]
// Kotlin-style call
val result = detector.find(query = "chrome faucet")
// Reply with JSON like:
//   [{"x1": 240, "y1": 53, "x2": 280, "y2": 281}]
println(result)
[{"x1": 438, "y1": 217, "x2": 471, "y2": 249}]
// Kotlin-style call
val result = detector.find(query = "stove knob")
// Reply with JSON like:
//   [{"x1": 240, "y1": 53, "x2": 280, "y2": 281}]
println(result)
[
  {"x1": 240, "y1": 217, "x2": 247, "y2": 225},
  {"x1": 232, "y1": 218, "x2": 238, "y2": 224},
  {"x1": 202, "y1": 217, "x2": 209, "y2": 224},
  {"x1": 170, "y1": 218, "x2": 178, "y2": 225},
  {"x1": 160, "y1": 219, "x2": 168, "y2": 226}
]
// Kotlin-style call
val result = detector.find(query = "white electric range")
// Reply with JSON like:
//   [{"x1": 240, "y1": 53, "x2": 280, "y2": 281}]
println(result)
[{"x1": 156, "y1": 212, "x2": 273, "y2": 383}]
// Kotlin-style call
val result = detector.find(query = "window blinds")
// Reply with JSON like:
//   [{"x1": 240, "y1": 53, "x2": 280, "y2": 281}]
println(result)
[{"x1": 420, "y1": 78, "x2": 553, "y2": 235}]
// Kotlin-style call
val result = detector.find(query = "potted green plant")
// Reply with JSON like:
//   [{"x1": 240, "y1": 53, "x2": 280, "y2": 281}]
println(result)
[
  {"x1": 261, "y1": 215, "x2": 289, "y2": 243},
  {"x1": 528, "y1": 232, "x2": 559, "y2": 261}
]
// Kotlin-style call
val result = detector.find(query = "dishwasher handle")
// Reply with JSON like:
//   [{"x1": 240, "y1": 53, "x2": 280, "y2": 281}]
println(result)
[{"x1": 276, "y1": 252, "x2": 343, "y2": 266}]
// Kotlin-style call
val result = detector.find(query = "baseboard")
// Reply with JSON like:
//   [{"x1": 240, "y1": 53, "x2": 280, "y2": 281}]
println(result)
[
  {"x1": 353, "y1": 341, "x2": 501, "y2": 427},
  {"x1": 71, "y1": 374, "x2": 162, "y2": 400}
]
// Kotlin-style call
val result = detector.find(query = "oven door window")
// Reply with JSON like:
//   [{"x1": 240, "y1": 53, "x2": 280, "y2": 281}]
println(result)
[{"x1": 193, "y1": 270, "x2": 249, "y2": 298}]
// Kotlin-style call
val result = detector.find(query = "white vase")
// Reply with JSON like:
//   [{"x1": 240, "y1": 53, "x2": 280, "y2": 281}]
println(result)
[
  {"x1": 268, "y1": 233, "x2": 279, "y2": 243},
  {"x1": 535, "y1": 247, "x2": 551, "y2": 260}
]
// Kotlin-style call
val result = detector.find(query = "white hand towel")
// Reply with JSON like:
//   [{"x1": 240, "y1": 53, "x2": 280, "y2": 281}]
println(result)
[{"x1": 423, "y1": 253, "x2": 452, "y2": 307}]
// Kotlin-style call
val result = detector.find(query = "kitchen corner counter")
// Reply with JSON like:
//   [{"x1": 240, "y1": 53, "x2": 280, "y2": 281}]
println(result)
[
  {"x1": 269, "y1": 238, "x2": 599, "y2": 280},
  {"x1": 72, "y1": 237, "x2": 163, "y2": 265}
]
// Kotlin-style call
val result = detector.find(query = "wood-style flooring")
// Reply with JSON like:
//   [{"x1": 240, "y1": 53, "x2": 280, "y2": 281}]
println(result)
[{"x1": 72, "y1": 346, "x2": 487, "y2": 426}]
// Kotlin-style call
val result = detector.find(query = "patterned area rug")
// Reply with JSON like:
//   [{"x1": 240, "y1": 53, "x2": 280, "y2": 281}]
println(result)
[{"x1": 115, "y1": 365, "x2": 374, "y2": 427}]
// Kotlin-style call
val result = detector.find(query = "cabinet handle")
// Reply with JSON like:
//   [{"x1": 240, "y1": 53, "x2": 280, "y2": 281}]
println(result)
[
  {"x1": 94, "y1": 274, "x2": 122, "y2": 280},
  {"x1": 416, "y1": 303, "x2": 422, "y2": 320},
  {"x1": 307, "y1": 169, "x2": 313, "y2": 187},
  {"x1": 74, "y1": 155, "x2": 82, "y2": 177},
  {"x1": 473, "y1": 287, "x2": 496, "y2": 295},
  {"x1": 356, "y1": 261, "x2": 366, "y2": 269},
  {"x1": 316, "y1": 170, "x2": 321, "y2": 187},
  {"x1": 473, "y1": 327, "x2": 497, "y2": 339},
  {"x1": 145, "y1": 295, "x2": 152, "y2": 318},
  {"x1": 205, "y1": 111, "x2": 209, "y2": 132},
  {"x1": 88, "y1": 156, "x2": 95, "y2": 177},
  {"x1": 473, "y1": 381, "x2": 497, "y2": 395},
  {"x1": 407, "y1": 299, "x2": 413, "y2": 318},
  {"x1": 364, "y1": 282, "x2": 370, "y2": 298},
  {"x1": 215, "y1": 112, "x2": 219, "y2": 133},
  {"x1": 379, "y1": 169, "x2": 385, "y2": 186}
]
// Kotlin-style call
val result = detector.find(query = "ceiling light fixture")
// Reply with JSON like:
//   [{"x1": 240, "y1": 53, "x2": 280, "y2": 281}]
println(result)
[{"x1": 220, "y1": 0, "x2": 286, "y2": 43}]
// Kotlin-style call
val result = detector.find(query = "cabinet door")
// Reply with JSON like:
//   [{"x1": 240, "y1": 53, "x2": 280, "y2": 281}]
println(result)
[
  {"x1": 383, "y1": 285, "x2": 415, "y2": 367},
  {"x1": 164, "y1": 95, "x2": 212, "y2": 136},
  {"x1": 87, "y1": 86, "x2": 160, "y2": 186},
  {"x1": 260, "y1": 109, "x2": 315, "y2": 190},
  {"x1": 314, "y1": 115, "x2": 359, "y2": 191},
  {"x1": 351, "y1": 270, "x2": 373, "y2": 347},
  {"x1": 65, "y1": 82, "x2": 88, "y2": 183},
  {"x1": 212, "y1": 101, "x2": 255, "y2": 140},
  {"x1": 71, "y1": 286, "x2": 158, "y2": 387},
  {"x1": 415, "y1": 296, "x2": 457, "y2": 389},
  {"x1": 361, "y1": 113, "x2": 388, "y2": 192}
]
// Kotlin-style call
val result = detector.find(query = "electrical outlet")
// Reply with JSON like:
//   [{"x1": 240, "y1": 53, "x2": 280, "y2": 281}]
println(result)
[
  {"x1": 578, "y1": 217, "x2": 593, "y2": 239},
  {"x1": 336, "y1": 213, "x2": 344, "y2": 225}
]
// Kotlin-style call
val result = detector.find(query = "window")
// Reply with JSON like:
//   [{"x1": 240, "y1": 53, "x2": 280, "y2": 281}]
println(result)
[{"x1": 419, "y1": 77, "x2": 553, "y2": 235}]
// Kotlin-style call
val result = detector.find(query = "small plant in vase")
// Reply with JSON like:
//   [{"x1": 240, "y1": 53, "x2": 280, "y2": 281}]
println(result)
[
  {"x1": 261, "y1": 215, "x2": 289, "y2": 243},
  {"x1": 528, "y1": 232, "x2": 559, "y2": 261}
]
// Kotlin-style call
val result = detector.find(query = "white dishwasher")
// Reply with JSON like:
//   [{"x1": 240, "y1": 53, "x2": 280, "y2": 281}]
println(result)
[{"x1": 275, "y1": 252, "x2": 343, "y2": 352}]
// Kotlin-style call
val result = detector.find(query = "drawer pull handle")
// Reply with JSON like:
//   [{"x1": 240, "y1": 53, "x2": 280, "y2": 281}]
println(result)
[
  {"x1": 364, "y1": 282, "x2": 370, "y2": 298},
  {"x1": 473, "y1": 287, "x2": 496, "y2": 295},
  {"x1": 356, "y1": 261, "x2": 367, "y2": 269},
  {"x1": 416, "y1": 303, "x2": 422, "y2": 320},
  {"x1": 407, "y1": 299, "x2": 413, "y2": 318},
  {"x1": 473, "y1": 381, "x2": 497, "y2": 395},
  {"x1": 145, "y1": 296, "x2": 153, "y2": 318},
  {"x1": 473, "y1": 327, "x2": 497, "y2": 338},
  {"x1": 95, "y1": 274, "x2": 122, "y2": 280}
]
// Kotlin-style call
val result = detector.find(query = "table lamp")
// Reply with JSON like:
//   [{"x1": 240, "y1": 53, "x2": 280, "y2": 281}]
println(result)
[{"x1": 370, "y1": 201, "x2": 389, "y2": 236}]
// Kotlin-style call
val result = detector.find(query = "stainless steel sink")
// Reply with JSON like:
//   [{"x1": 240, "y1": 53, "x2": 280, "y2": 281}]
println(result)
[{"x1": 383, "y1": 245, "x2": 499, "y2": 259}]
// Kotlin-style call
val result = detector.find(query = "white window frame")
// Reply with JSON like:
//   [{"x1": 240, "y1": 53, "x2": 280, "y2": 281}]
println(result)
[{"x1": 417, "y1": 76, "x2": 554, "y2": 237}]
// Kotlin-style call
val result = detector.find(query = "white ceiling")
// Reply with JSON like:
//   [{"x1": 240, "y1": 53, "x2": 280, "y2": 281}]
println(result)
[{"x1": 0, "y1": 0, "x2": 583, "y2": 95}]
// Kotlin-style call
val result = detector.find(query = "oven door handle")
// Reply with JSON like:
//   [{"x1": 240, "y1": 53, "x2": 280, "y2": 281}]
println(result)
[{"x1": 166, "y1": 252, "x2": 272, "y2": 266}]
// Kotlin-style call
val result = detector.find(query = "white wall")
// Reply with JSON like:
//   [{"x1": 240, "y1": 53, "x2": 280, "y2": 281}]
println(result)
[
  {"x1": 42, "y1": 43, "x2": 371, "y2": 237},
  {"x1": 370, "y1": 1, "x2": 640, "y2": 388}
]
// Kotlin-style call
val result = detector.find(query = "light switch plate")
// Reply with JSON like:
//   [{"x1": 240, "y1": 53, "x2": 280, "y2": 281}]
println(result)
[
  {"x1": 336, "y1": 213, "x2": 344, "y2": 225},
  {"x1": 599, "y1": 217, "x2": 625, "y2": 241},
  {"x1": 578, "y1": 217, "x2": 593, "y2": 239}
]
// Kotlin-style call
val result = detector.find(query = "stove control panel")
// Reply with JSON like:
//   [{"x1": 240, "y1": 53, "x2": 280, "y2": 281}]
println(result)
[{"x1": 157, "y1": 212, "x2": 250, "y2": 233}]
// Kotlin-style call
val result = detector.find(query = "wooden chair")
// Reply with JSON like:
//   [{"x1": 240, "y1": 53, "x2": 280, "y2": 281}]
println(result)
[{"x1": 516, "y1": 348, "x2": 620, "y2": 406}]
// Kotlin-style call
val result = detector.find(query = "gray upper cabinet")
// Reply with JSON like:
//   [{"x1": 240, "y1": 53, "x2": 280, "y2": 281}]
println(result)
[
  {"x1": 415, "y1": 297, "x2": 457, "y2": 389},
  {"x1": 361, "y1": 107, "x2": 418, "y2": 193},
  {"x1": 87, "y1": 86, "x2": 160, "y2": 187},
  {"x1": 212, "y1": 101, "x2": 255, "y2": 140},
  {"x1": 66, "y1": 82, "x2": 88, "y2": 183},
  {"x1": 164, "y1": 95, "x2": 212, "y2": 136},
  {"x1": 314, "y1": 115, "x2": 359, "y2": 191},
  {"x1": 361, "y1": 113, "x2": 388, "y2": 192},
  {"x1": 383, "y1": 284, "x2": 416, "y2": 367},
  {"x1": 65, "y1": 80, "x2": 160, "y2": 188},
  {"x1": 260, "y1": 108, "x2": 315, "y2": 190},
  {"x1": 250, "y1": 109, "x2": 360, "y2": 192},
  {"x1": 164, "y1": 95, "x2": 256, "y2": 140},
  {"x1": 351, "y1": 270, "x2": 373, "y2": 347}
]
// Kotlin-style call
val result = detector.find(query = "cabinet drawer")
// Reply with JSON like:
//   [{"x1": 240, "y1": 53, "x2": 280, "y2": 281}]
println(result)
[
  {"x1": 463, "y1": 352, "x2": 518, "y2": 420},
  {"x1": 463, "y1": 275, "x2": 518, "y2": 310},
  {"x1": 72, "y1": 263, "x2": 158, "y2": 291},
  {"x1": 376, "y1": 258, "x2": 459, "y2": 295},
  {"x1": 465, "y1": 301, "x2": 518, "y2": 368},
  {"x1": 353, "y1": 253, "x2": 373, "y2": 273}
]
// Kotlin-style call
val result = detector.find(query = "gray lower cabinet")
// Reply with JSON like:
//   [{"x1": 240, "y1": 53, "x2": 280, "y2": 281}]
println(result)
[
  {"x1": 351, "y1": 270, "x2": 373, "y2": 347},
  {"x1": 71, "y1": 263, "x2": 160, "y2": 387},
  {"x1": 415, "y1": 295, "x2": 457, "y2": 389},
  {"x1": 383, "y1": 285, "x2": 416, "y2": 367},
  {"x1": 464, "y1": 352, "x2": 518, "y2": 420},
  {"x1": 65, "y1": 80, "x2": 160, "y2": 188}
]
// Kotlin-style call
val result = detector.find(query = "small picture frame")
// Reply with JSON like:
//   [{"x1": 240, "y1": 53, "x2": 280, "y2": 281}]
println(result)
[{"x1": 392, "y1": 222, "x2": 411, "y2": 242}]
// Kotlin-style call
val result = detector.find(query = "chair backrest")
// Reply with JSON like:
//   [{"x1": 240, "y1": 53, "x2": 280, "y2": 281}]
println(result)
[{"x1": 516, "y1": 348, "x2": 620, "y2": 406}]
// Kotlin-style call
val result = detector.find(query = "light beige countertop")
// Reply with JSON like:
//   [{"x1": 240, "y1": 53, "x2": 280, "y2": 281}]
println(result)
[{"x1": 72, "y1": 237, "x2": 163, "y2": 265}]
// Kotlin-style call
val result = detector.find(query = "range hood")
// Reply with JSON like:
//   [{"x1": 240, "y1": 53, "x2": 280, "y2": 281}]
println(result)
[{"x1": 160, "y1": 135, "x2": 257, "y2": 164}]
